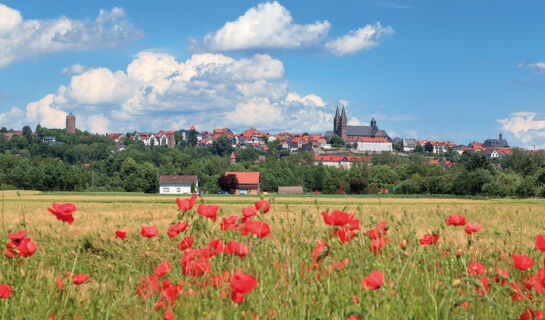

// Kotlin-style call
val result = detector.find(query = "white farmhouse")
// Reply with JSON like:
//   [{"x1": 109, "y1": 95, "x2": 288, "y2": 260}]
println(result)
[
  {"x1": 159, "y1": 175, "x2": 198, "y2": 194},
  {"x1": 356, "y1": 138, "x2": 393, "y2": 152}
]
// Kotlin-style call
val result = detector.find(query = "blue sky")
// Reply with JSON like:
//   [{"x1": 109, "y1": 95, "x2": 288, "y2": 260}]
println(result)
[{"x1": 1, "y1": 1, "x2": 544, "y2": 148}]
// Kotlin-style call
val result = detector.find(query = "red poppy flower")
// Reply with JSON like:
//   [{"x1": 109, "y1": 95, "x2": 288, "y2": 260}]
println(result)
[
  {"x1": 419, "y1": 234, "x2": 439, "y2": 246},
  {"x1": 320, "y1": 210, "x2": 355, "y2": 226},
  {"x1": 516, "y1": 307, "x2": 544, "y2": 320},
  {"x1": 464, "y1": 222, "x2": 481, "y2": 235},
  {"x1": 536, "y1": 235, "x2": 545, "y2": 252},
  {"x1": 370, "y1": 238, "x2": 387, "y2": 256},
  {"x1": 166, "y1": 222, "x2": 188, "y2": 238},
  {"x1": 331, "y1": 228, "x2": 356, "y2": 244},
  {"x1": 182, "y1": 259, "x2": 211, "y2": 277},
  {"x1": 225, "y1": 241, "x2": 249, "y2": 258},
  {"x1": 176, "y1": 194, "x2": 196, "y2": 212},
  {"x1": 513, "y1": 254, "x2": 536, "y2": 271},
  {"x1": 48, "y1": 202, "x2": 77, "y2": 225},
  {"x1": 136, "y1": 275, "x2": 160, "y2": 298},
  {"x1": 141, "y1": 226, "x2": 159, "y2": 238},
  {"x1": 208, "y1": 240, "x2": 224, "y2": 255},
  {"x1": 241, "y1": 206, "x2": 257, "y2": 222},
  {"x1": 16, "y1": 237, "x2": 37, "y2": 257},
  {"x1": 220, "y1": 215, "x2": 239, "y2": 231},
  {"x1": 361, "y1": 271, "x2": 384, "y2": 290},
  {"x1": 8, "y1": 230, "x2": 26, "y2": 245},
  {"x1": 445, "y1": 214, "x2": 466, "y2": 226},
  {"x1": 178, "y1": 236, "x2": 193, "y2": 251},
  {"x1": 230, "y1": 272, "x2": 258, "y2": 303},
  {"x1": 240, "y1": 219, "x2": 270, "y2": 239},
  {"x1": 254, "y1": 200, "x2": 270, "y2": 213},
  {"x1": 401, "y1": 239, "x2": 407, "y2": 250},
  {"x1": 467, "y1": 260, "x2": 486, "y2": 275},
  {"x1": 115, "y1": 231, "x2": 126, "y2": 240},
  {"x1": 154, "y1": 261, "x2": 171, "y2": 277},
  {"x1": 0, "y1": 284, "x2": 11, "y2": 298},
  {"x1": 475, "y1": 276, "x2": 489, "y2": 296},
  {"x1": 196, "y1": 203, "x2": 219, "y2": 222},
  {"x1": 72, "y1": 274, "x2": 90, "y2": 285},
  {"x1": 311, "y1": 240, "x2": 328, "y2": 268}
]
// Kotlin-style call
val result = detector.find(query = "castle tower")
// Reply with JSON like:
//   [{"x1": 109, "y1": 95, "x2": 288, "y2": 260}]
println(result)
[
  {"x1": 333, "y1": 106, "x2": 340, "y2": 137},
  {"x1": 499, "y1": 133, "x2": 503, "y2": 140},
  {"x1": 340, "y1": 105, "x2": 347, "y2": 140},
  {"x1": 167, "y1": 131, "x2": 175, "y2": 149},
  {"x1": 66, "y1": 112, "x2": 76, "y2": 133}
]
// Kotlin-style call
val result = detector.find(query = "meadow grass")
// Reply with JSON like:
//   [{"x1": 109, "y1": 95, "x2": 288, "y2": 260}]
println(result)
[{"x1": 1, "y1": 191, "x2": 545, "y2": 319}]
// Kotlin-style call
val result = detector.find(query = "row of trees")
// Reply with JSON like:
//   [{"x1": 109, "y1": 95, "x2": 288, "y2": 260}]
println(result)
[{"x1": 1, "y1": 127, "x2": 545, "y2": 197}]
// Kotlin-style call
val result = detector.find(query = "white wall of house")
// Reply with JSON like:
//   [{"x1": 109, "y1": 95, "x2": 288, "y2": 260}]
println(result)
[
  {"x1": 356, "y1": 142, "x2": 393, "y2": 152},
  {"x1": 159, "y1": 183, "x2": 196, "y2": 194}
]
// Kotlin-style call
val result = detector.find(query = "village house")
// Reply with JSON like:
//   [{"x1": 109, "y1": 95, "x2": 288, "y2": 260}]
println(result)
[
  {"x1": 418, "y1": 140, "x2": 455, "y2": 153},
  {"x1": 224, "y1": 172, "x2": 260, "y2": 195},
  {"x1": 313, "y1": 155, "x2": 369, "y2": 170},
  {"x1": 353, "y1": 137, "x2": 393, "y2": 153},
  {"x1": 402, "y1": 139, "x2": 417, "y2": 152},
  {"x1": 159, "y1": 175, "x2": 198, "y2": 194},
  {"x1": 133, "y1": 131, "x2": 175, "y2": 148}
]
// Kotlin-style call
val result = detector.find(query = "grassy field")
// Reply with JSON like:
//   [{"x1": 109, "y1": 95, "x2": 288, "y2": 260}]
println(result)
[{"x1": 1, "y1": 191, "x2": 545, "y2": 319}]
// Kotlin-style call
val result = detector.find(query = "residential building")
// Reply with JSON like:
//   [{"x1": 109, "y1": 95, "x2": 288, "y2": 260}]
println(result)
[
  {"x1": 402, "y1": 139, "x2": 417, "y2": 152},
  {"x1": 355, "y1": 137, "x2": 393, "y2": 152},
  {"x1": 224, "y1": 172, "x2": 260, "y2": 195},
  {"x1": 159, "y1": 175, "x2": 198, "y2": 194}
]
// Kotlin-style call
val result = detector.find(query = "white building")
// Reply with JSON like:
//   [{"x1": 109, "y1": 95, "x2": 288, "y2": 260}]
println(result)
[
  {"x1": 159, "y1": 175, "x2": 198, "y2": 194},
  {"x1": 356, "y1": 138, "x2": 392, "y2": 152}
]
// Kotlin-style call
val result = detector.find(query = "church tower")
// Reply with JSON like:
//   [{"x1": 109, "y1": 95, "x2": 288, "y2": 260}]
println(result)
[
  {"x1": 340, "y1": 105, "x2": 347, "y2": 140},
  {"x1": 333, "y1": 106, "x2": 341, "y2": 136}
]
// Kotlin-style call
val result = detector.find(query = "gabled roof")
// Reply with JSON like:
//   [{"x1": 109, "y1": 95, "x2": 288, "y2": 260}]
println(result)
[
  {"x1": 159, "y1": 175, "x2": 198, "y2": 185},
  {"x1": 224, "y1": 172, "x2": 260, "y2": 184}
]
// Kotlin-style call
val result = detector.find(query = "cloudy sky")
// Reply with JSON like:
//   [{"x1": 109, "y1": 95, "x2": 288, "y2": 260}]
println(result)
[{"x1": 1, "y1": 1, "x2": 545, "y2": 148}]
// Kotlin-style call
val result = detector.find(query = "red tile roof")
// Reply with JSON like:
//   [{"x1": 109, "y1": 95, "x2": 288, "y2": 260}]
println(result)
[{"x1": 225, "y1": 172, "x2": 260, "y2": 184}]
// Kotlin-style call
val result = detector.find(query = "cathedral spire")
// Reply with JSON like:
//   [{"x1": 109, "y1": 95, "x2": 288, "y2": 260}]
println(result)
[
  {"x1": 341, "y1": 105, "x2": 346, "y2": 120},
  {"x1": 335, "y1": 105, "x2": 340, "y2": 119}
]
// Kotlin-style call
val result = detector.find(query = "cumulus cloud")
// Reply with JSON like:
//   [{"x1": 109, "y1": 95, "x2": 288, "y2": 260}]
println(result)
[
  {"x1": 198, "y1": 1, "x2": 392, "y2": 55},
  {"x1": 10, "y1": 51, "x2": 333, "y2": 133},
  {"x1": 325, "y1": 22, "x2": 394, "y2": 56},
  {"x1": 0, "y1": 4, "x2": 142, "y2": 68},
  {"x1": 498, "y1": 112, "x2": 545, "y2": 147},
  {"x1": 61, "y1": 64, "x2": 87, "y2": 75}
]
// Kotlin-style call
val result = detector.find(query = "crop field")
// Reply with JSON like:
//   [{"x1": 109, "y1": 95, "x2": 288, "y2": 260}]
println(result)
[{"x1": 1, "y1": 191, "x2": 545, "y2": 319}]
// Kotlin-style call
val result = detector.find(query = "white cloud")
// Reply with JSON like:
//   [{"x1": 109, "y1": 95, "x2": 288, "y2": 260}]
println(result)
[
  {"x1": 0, "y1": 4, "x2": 142, "y2": 68},
  {"x1": 348, "y1": 117, "x2": 363, "y2": 126},
  {"x1": 498, "y1": 112, "x2": 545, "y2": 147},
  {"x1": 198, "y1": 1, "x2": 392, "y2": 56},
  {"x1": 61, "y1": 64, "x2": 87, "y2": 75},
  {"x1": 9, "y1": 51, "x2": 332, "y2": 133},
  {"x1": 325, "y1": 22, "x2": 394, "y2": 56},
  {"x1": 202, "y1": 2, "x2": 330, "y2": 51},
  {"x1": 517, "y1": 61, "x2": 545, "y2": 73}
]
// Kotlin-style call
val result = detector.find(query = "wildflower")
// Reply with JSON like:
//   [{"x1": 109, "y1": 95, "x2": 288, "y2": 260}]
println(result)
[
  {"x1": 419, "y1": 234, "x2": 439, "y2": 246},
  {"x1": 321, "y1": 210, "x2": 355, "y2": 226},
  {"x1": 220, "y1": 216, "x2": 239, "y2": 231},
  {"x1": 255, "y1": 200, "x2": 270, "y2": 213},
  {"x1": 196, "y1": 203, "x2": 219, "y2": 222},
  {"x1": 515, "y1": 307, "x2": 544, "y2": 320},
  {"x1": 154, "y1": 261, "x2": 171, "y2": 277},
  {"x1": 361, "y1": 271, "x2": 384, "y2": 290},
  {"x1": 536, "y1": 235, "x2": 545, "y2": 252},
  {"x1": 48, "y1": 202, "x2": 77, "y2": 225},
  {"x1": 512, "y1": 254, "x2": 536, "y2": 271},
  {"x1": 242, "y1": 206, "x2": 257, "y2": 221},
  {"x1": 0, "y1": 284, "x2": 11, "y2": 298},
  {"x1": 177, "y1": 236, "x2": 193, "y2": 251},
  {"x1": 176, "y1": 194, "x2": 196, "y2": 212},
  {"x1": 224, "y1": 241, "x2": 249, "y2": 258},
  {"x1": 115, "y1": 230, "x2": 126, "y2": 240},
  {"x1": 230, "y1": 272, "x2": 257, "y2": 303},
  {"x1": 166, "y1": 222, "x2": 188, "y2": 238},
  {"x1": 72, "y1": 274, "x2": 90, "y2": 285},
  {"x1": 467, "y1": 260, "x2": 486, "y2": 276},
  {"x1": 464, "y1": 222, "x2": 482, "y2": 235},
  {"x1": 141, "y1": 226, "x2": 159, "y2": 238},
  {"x1": 240, "y1": 219, "x2": 270, "y2": 239},
  {"x1": 445, "y1": 214, "x2": 466, "y2": 226}
]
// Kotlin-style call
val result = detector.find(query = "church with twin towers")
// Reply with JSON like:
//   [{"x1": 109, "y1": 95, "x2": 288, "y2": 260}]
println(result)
[{"x1": 327, "y1": 105, "x2": 390, "y2": 142}]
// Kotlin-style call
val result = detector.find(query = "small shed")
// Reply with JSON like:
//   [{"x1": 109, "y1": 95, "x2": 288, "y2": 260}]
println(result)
[
  {"x1": 278, "y1": 185, "x2": 304, "y2": 194},
  {"x1": 159, "y1": 175, "x2": 198, "y2": 194}
]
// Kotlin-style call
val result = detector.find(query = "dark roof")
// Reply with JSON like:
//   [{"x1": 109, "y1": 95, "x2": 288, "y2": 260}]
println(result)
[
  {"x1": 159, "y1": 175, "x2": 198, "y2": 185},
  {"x1": 483, "y1": 139, "x2": 509, "y2": 148},
  {"x1": 346, "y1": 125, "x2": 374, "y2": 136}
]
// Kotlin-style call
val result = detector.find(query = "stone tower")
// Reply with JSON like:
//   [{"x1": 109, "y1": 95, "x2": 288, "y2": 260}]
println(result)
[
  {"x1": 333, "y1": 106, "x2": 341, "y2": 137},
  {"x1": 340, "y1": 105, "x2": 347, "y2": 140},
  {"x1": 167, "y1": 131, "x2": 175, "y2": 149},
  {"x1": 66, "y1": 112, "x2": 76, "y2": 133}
]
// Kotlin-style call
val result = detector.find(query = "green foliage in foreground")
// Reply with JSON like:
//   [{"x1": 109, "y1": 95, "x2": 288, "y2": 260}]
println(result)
[{"x1": 1, "y1": 203, "x2": 544, "y2": 319}]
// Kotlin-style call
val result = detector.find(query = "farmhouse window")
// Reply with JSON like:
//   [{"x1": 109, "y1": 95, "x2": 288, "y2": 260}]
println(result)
[{"x1": 163, "y1": 187, "x2": 169, "y2": 192}]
